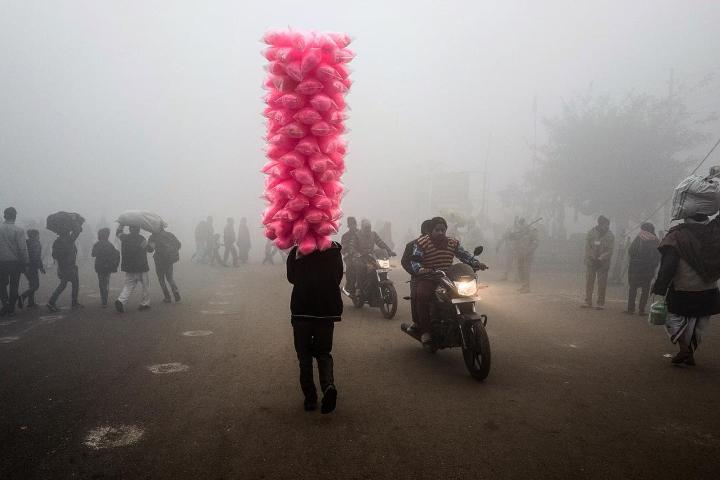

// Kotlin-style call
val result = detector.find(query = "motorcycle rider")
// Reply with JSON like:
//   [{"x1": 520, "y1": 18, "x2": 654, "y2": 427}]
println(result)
[
  {"x1": 340, "y1": 217, "x2": 359, "y2": 295},
  {"x1": 410, "y1": 217, "x2": 486, "y2": 347},
  {"x1": 352, "y1": 219, "x2": 396, "y2": 297},
  {"x1": 401, "y1": 219, "x2": 433, "y2": 330}
]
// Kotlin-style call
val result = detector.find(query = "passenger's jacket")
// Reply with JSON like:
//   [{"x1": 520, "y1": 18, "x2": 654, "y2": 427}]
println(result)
[
  {"x1": 0, "y1": 221, "x2": 29, "y2": 264},
  {"x1": 585, "y1": 227, "x2": 615, "y2": 266},
  {"x1": 117, "y1": 228, "x2": 149, "y2": 273},
  {"x1": 286, "y1": 243, "x2": 343, "y2": 322},
  {"x1": 92, "y1": 240, "x2": 120, "y2": 274},
  {"x1": 148, "y1": 231, "x2": 181, "y2": 266},
  {"x1": 52, "y1": 230, "x2": 80, "y2": 279}
]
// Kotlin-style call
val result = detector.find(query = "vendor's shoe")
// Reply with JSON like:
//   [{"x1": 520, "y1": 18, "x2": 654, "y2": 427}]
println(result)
[
  {"x1": 46, "y1": 303, "x2": 58, "y2": 313},
  {"x1": 173, "y1": 292, "x2": 181, "y2": 303},
  {"x1": 321, "y1": 385, "x2": 337, "y2": 414},
  {"x1": 405, "y1": 323, "x2": 419, "y2": 334},
  {"x1": 114, "y1": 300, "x2": 124, "y2": 313},
  {"x1": 16, "y1": 296, "x2": 23, "y2": 309},
  {"x1": 71, "y1": 303, "x2": 84, "y2": 309},
  {"x1": 580, "y1": 302, "x2": 592, "y2": 309},
  {"x1": 138, "y1": 304, "x2": 151, "y2": 311},
  {"x1": 162, "y1": 297, "x2": 172, "y2": 303}
]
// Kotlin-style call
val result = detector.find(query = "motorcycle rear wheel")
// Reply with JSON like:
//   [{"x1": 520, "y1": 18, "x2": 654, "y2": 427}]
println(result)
[
  {"x1": 379, "y1": 284, "x2": 398, "y2": 319},
  {"x1": 462, "y1": 322, "x2": 491, "y2": 381}
]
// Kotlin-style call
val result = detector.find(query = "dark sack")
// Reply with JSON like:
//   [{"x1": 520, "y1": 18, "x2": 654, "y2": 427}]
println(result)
[{"x1": 47, "y1": 212, "x2": 85, "y2": 235}]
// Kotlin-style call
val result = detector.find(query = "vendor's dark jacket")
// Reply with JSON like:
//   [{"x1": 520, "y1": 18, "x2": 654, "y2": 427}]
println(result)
[
  {"x1": 286, "y1": 242, "x2": 343, "y2": 323},
  {"x1": 117, "y1": 230, "x2": 150, "y2": 273},
  {"x1": 26, "y1": 237, "x2": 43, "y2": 270},
  {"x1": 653, "y1": 218, "x2": 720, "y2": 317}
]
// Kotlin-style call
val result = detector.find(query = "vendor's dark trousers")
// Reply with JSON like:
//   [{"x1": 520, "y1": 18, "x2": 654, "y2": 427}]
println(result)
[
  {"x1": 627, "y1": 278, "x2": 651, "y2": 313},
  {"x1": 155, "y1": 263, "x2": 179, "y2": 301},
  {"x1": 415, "y1": 279, "x2": 437, "y2": 335},
  {"x1": 0, "y1": 261, "x2": 23, "y2": 313},
  {"x1": 292, "y1": 320, "x2": 334, "y2": 400},
  {"x1": 97, "y1": 272, "x2": 111, "y2": 305},
  {"x1": 585, "y1": 263, "x2": 610, "y2": 306},
  {"x1": 49, "y1": 269, "x2": 79, "y2": 306},
  {"x1": 21, "y1": 268, "x2": 40, "y2": 306}
]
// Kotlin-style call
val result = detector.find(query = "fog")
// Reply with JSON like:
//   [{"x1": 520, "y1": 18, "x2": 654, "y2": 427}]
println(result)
[{"x1": 2, "y1": 0, "x2": 720, "y2": 247}]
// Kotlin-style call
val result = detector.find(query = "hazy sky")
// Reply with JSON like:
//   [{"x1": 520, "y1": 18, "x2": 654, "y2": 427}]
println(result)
[{"x1": 1, "y1": 0, "x2": 719, "y2": 239}]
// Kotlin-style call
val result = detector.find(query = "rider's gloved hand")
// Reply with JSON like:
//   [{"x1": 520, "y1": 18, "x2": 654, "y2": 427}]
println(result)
[{"x1": 474, "y1": 262, "x2": 488, "y2": 271}]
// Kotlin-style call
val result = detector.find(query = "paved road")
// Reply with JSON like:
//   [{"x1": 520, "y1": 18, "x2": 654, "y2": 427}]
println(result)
[{"x1": 2, "y1": 262, "x2": 719, "y2": 479}]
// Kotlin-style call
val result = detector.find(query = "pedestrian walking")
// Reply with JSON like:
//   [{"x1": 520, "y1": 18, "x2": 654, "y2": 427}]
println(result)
[
  {"x1": 209, "y1": 233, "x2": 223, "y2": 266},
  {"x1": 582, "y1": 215, "x2": 614, "y2": 309},
  {"x1": 114, "y1": 225, "x2": 151, "y2": 312},
  {"x1": 652, "y1": 213, "x2": 720, "y2": 366},
  {"x1": 223, "y1": 217, "x2": 239, "y2": 267},
  {"x1": 148, "y1": 226, "x2": 182, "y2": 303},
  {"x1": 0, "y1": 207, "x2": 29, "y2": 317},
  {"x1": 625, "y1": 223, "x2": 660, "y2": 315},
  {"x1": 91, "y1": 228, "x2": 120, "y2": 307},
  {"x1": 18, "y1": 229, "x2": 45, "y2": 309},
  {"x1": 47, "y1": 226, "x2": 83, "y2": 311},
  {"x1": 236, "y1": 217, "x2": 251, "y2": 264},
  {"x1": 192, "y1": 218, "x2": 208, "y2": 263},
  {"x1": 262, "y1": 239, "x2": 277, "y2": 265},
  {"x1": 286, "y1": 241, "x2": 343, "y2": 414},
  {"x1": 514, "y1": 218, "x2": 539, "y2": 294}
]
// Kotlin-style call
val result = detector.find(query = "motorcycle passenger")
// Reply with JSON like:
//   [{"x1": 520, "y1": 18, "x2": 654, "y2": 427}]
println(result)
[
  {"x1": 410, "y1": 217, "x2": 485, "y2": 347},
  {"x1": 401, "y1": 219, "x2": 433, "y2": 330},
  {"x1": 340, "y1": 217, "x2": 359, "y2": 294},
  {"x1": 352, "y1": 219, "x2": 396, "y2": 296}
]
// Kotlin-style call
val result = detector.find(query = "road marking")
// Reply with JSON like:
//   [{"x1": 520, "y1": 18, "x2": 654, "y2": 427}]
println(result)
[
  {"x1": 209, "y1": 301, "x2": 230, "y2": 305},
  {"x1": 83, "y1": 425, "x2": 144, "y2": 450},
  {"x1": 200, "y1": 310, "x2": 226, "y2": 315},
  {"x1": 220, "y1": 284, "x2": 236, "y2": 288},
  {"x1": 147, "y1": 363, "x2": 189, "y2": 374},
  {"x1": 39, "y1": 315, "x2": 65, "y2": 322},
  {"x1": 182, "y1": 330, "x2": 214, "y2": 337},
  {"x1": 215, "y1": 292, "x2": 234, "y2": 297},
  {"x1": 567, "y1": 343, "x2": 580, "y2": 349},
  {"x1": 663, "y1": 353, "x2": 673, "y2": 358},
  {"x1": 0, "y1": 336, "x2": 20, "y2": 344},
  {"x1": 0, "y1": 320, "x2": 18, "y2": 326},
  {"x1": 86, "y1": 293, "x2": 101, "y2": 298}
]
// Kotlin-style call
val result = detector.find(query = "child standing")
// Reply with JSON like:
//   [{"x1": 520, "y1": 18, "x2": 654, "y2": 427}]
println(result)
[
  {"x1": 19, "y1": 229, "x2": 45, "y2": 308},
  {"x1": 91, "y1": 228, "x2": 120, "y2": 307}
]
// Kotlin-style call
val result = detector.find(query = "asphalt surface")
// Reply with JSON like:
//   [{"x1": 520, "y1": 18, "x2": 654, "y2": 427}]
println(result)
[{"x1": 2, "y1": 261, "x2": 720, "y2": 480}]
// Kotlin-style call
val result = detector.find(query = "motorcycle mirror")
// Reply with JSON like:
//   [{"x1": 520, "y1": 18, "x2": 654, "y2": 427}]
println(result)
[{"x1": 473, "y1": 246, "x2": 484, "y2": 256}]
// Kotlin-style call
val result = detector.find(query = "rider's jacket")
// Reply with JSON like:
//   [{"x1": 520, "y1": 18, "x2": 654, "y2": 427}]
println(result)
[
  {"x1": 355, "y1": 230, "x2": 391, "y2": 256},
  {"x1": 410, "y1": 235, "x2": 479, "y2": 274}
]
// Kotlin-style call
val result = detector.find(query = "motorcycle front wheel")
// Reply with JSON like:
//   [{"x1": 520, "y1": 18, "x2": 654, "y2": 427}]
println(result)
[
  {"x1": 379, "y1": 284, "x2": 398, "y2": 319},
  {"x1": 352, "y1": 292, "x2": 364, "y2": 308},
  {"x1": 462, "y1": 322, "x2": 491, "y2": 381}
]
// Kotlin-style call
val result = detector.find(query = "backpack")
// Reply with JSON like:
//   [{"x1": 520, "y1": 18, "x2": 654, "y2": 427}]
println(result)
[{"x1": 156, "y1": 232, "x2": 181, "y2": 264}]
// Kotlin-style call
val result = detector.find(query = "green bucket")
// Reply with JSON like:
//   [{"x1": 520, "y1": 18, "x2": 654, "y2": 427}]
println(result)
[{"x1": 648, "y1": 300, "x2": 667, "y2": 326}]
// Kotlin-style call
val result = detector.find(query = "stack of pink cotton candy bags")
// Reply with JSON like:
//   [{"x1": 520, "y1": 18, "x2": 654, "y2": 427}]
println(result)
[{"x1": 261, "y1": 29, "x2": 353, "y2": 255}]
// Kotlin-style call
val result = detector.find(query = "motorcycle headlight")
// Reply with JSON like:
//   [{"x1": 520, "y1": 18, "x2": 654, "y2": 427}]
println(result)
[
  {"x1": 454, "y1": 279, "x2": 478, "y2": 297},
  {"x1": 377, "y1": 259, "x2": 390, "y2": 269}
]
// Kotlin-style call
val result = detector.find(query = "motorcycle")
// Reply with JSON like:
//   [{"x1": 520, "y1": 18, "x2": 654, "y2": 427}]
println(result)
[
  {"x1": 344, "y1": 249, "x2": 398, "y2": 319},
  {"x1": 401, "y1": 246, "x2": 491, "y2": 381}
]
